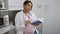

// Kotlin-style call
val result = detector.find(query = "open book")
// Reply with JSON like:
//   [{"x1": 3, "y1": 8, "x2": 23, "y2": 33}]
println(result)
[
  {"x1": 31, "y1": 19, "x2": 42, "y2": 25},
  {"x1": 31, "y1": 20, "x2": 42, "y2": 25}
]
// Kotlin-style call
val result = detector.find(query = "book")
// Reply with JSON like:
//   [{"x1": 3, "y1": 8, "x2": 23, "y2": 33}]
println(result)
[{"x1": 31, "y1": 19, "x2": 42, "y2": 25}]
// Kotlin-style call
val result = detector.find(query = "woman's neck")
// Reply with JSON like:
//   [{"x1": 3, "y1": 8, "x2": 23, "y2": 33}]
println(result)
[{"x1": 23, "y1": 10, "x2": 29, "y2": 14}]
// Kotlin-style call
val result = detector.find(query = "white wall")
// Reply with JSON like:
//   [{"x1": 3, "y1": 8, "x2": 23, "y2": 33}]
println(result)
[{"x1": 31, "y1": 0, "x2": 60, "y2": 34}]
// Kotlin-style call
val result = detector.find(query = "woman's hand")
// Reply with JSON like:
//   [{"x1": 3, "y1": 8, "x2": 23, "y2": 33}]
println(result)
[{"x1": 25, "y1": 20, "x2": 31, "y2": 26}]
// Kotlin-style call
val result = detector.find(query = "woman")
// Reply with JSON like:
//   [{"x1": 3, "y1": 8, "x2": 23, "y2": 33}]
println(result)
[{"x1": 15, "y1": 0, "x2": 39, "y2": 34}]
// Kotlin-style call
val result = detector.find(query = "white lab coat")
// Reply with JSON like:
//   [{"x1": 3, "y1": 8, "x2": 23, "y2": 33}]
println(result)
[{"x1": 15, "y1": 10, "x2": 38, "y2": 34}]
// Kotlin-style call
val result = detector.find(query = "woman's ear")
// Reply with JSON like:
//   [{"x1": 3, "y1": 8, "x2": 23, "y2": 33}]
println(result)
[
  {"x1": 30, "y1": 5, "x2": 33, "y2": 11},
  {"x1": 29, "y1": 6, "x2": 32, "y2": 11}
]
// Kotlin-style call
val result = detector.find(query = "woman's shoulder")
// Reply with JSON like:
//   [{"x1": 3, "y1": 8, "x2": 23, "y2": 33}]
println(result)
[
  {"x1": 30, "y1": 11, "x2": 35, "y2": 15},
  {"x1": 16, "y1": 10, "x2": 23, "y2": 15},
  {"x1": 30, "y1": 11, "x2": 37, "y2": 19},
  {"x1": 30, "y1": 11, "x2": 36, "y2": 16}
]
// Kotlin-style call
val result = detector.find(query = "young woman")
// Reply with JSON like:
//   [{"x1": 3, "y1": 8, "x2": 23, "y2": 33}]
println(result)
[{"x1": 15, "y1": 0, "x2": 39, "y2": 34}]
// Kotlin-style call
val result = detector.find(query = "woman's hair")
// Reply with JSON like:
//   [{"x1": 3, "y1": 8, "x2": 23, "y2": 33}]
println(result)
[{"x1": 23, "y1": 0, "x2": 33, "y2": 10}]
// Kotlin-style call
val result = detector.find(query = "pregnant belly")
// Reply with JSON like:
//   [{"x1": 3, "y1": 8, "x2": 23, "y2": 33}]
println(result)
[{"x1": 23, "y1": 25, "x2": 35, "y2": 34}]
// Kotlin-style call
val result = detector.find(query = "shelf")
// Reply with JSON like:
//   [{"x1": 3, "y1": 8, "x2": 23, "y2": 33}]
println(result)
[
  {"x1": 0, "y1": 9, "x2": 21, "y2": 11},
  {"x1": 0, "y1": 24, "x2": 14, "y2": 34}
]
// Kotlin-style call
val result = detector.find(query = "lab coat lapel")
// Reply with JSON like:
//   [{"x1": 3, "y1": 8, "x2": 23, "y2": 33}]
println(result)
[{"x1": 20, "y1": 11, "x2": 25, "y2": 25}]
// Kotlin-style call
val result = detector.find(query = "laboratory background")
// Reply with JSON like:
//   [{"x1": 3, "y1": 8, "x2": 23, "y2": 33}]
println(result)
[{"x1": 0, "y1": 0, "x2": 60, "y2": 34}]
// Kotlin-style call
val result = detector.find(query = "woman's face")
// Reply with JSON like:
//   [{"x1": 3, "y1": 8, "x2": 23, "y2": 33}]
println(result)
[{"x1": 24, "y1": 3, "x2": 32, "y2": 12}]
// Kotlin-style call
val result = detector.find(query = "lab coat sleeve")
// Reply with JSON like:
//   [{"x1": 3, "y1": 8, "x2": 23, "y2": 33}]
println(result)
[{"x1": 15, "y1": 12, "x2": 25, "y2": 31}]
